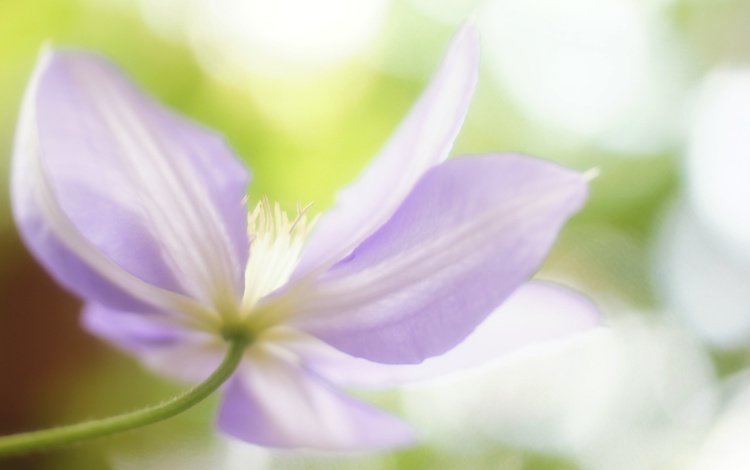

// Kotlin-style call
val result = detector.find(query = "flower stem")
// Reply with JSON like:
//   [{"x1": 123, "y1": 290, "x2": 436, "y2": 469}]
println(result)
[{"x1": 0, "y1": 336, "x2": 248, "y2": 458}]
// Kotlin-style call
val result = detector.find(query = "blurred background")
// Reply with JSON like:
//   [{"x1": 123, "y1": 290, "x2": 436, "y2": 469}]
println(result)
[{"x1": 3, "y1": 0, "x2": 750, "y2": 468}]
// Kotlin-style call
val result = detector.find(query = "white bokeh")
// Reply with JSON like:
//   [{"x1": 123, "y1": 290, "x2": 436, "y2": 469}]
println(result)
[
  {"x1": 401, "y1": 316, "x2": 717, "y2": 469},
  {"x1": 476, "y1": 0, "x2": 687, "y2": 153},
  {"x1": 656, "y1": 66, "x2": 750, "y2": 348},
  {"x1": 690, "y1": 374, "x2": 750, "y2": 470},
  {"x1": 408, "y1": 0, "x2": 481, "y2": 25},
  {"x1": 188, "y1": 0, "x2": 390, "y2": 78},
  {"x1": 686, "y1": 67, "x2": 750, "y2": 263},
  {"x1": 112, "y1": 0, "x2": 391, "y2": 78},
  {"x1": 655, "y1": 203, "x2": 750, "y2": 348}
]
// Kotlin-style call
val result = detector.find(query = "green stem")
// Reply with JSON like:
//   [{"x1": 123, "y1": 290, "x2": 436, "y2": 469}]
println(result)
[{"x1": 0, "y1": 336, "x2": 248, "y2": 458}]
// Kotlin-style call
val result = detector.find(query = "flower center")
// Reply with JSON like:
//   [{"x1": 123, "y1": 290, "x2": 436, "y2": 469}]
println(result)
[{"x1": 241, "y1": 197, "x2": 316, "y2": 314}]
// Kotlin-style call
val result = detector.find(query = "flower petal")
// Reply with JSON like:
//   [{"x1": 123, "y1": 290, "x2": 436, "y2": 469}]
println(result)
[
  {"x1": 291, "y1": 154, "x2": 588, "y2": 364},
  {"x1": 12, "y1": 49, "x2": 249, "y2": 315},
  {"x1": 82, "y1": 303, "x2": 224, "y2": 382},
  {"x1": 293, "y1": 23, "x2": 480, "y2": 277},
  {"x1": 284, "y1": 281, "x2": 599, "y2": 388},
  {"x1": 216, "y1": 345, "x2": 415, "y2": 450}
]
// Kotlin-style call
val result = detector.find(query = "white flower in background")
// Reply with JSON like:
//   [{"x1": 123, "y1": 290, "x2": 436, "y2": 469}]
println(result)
[
  {"x1": 686, "y1": 68, "x2": 750, "y2": 263},
  {"x1": 655, "y1": 205, "x2": 750, "y2": 348},
  {"x1": 657, "y1": 67, "x2": 750, "y2": 348},
  {"x1": 475, "y1": 0, "x2": 687, "y2": 154},
  {"x1": 101, "y1": 0, "x2": 391, "y2": 77},
  {"x1": 188, "y1": 0, "x2": 390, "y2": 77},
  {"x1": 689, "y1": 374, "x2": 750, "y2": 470},
  {"x1": 401, "y1": 316, "x2": 717, "y2": 470}
]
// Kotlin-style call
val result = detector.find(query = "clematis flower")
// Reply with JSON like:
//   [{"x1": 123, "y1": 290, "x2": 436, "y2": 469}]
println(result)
[{"x1": 12, "y1": 25, "x2": 597, "y2": 450}]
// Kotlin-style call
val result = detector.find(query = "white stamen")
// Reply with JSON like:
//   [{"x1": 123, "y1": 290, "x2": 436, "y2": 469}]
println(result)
[{"x1": 242, "y1": 198, "x2": 316, "y2": 313}]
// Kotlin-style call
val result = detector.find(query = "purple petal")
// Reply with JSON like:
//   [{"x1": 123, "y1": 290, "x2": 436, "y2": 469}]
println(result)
[
  {"x1": 82, "y1": 303, "x2": 224, "y2": 382},
  {"x1": 285, "y1": 282, "x2": 599, "y2": 388},
  {"x1": 82, "y1": 304, "x2": 186, "y2": 349},
  {"x1": 217, "y1": 346, "x2": 415, "y2": 450},
  {"x1": 291, "y1": 154, "x2": 589, "y2": 364},
  {"x1": 293, "y1": 24, "x2": 480, "y2": 277},
  {"x1": 12, "y1": 49, "x2": 249, "y2": 313}
]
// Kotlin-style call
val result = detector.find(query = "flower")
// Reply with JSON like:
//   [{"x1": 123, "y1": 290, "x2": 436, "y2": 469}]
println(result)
[{"x1": 12, "y1": 25, "x2": 597, "y2": 450}]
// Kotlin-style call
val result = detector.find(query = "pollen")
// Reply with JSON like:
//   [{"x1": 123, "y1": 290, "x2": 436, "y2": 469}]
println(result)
[{"x1": 242, "y1": 197, "x2": 317, "y2": 312}]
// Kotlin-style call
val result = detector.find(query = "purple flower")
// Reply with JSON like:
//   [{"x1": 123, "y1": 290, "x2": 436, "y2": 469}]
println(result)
[{"x1": 12, "y1": 25, "x2": 597, "y2": 450}]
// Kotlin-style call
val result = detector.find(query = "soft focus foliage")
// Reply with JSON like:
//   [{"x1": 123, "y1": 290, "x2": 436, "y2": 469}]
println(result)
[{"x1": 3, "y1": 0, "x2": 750, "y2": 468}]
